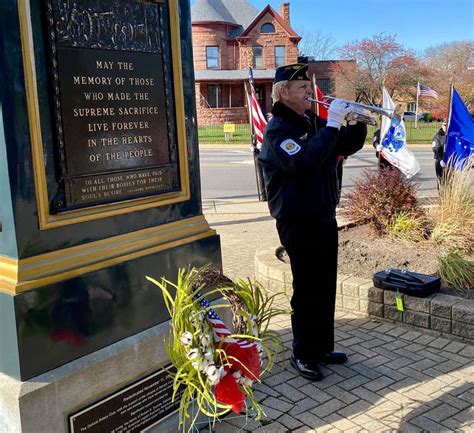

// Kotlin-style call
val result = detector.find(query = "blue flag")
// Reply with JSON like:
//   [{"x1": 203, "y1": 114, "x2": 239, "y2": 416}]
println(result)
[{"x1": 445, "y1": 86, "x2": 474, "y2": 168}]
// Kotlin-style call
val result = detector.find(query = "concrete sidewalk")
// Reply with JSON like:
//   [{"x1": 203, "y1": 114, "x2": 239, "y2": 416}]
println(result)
[{"x1": 202, "y1": 200, "x2": 474, "y2": 432}]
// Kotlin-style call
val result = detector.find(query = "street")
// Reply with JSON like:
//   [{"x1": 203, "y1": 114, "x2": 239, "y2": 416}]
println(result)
[{"x1": 199, "y1": 147, "x2": 439, "y2": 202}]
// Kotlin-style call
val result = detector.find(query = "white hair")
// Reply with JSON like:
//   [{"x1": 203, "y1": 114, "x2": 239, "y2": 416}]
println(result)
[{"x1": 271, "y1": 80, "x2": 289, "y2": 102}]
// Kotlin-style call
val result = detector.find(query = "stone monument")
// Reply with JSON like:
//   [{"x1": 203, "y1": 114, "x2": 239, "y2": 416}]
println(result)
[{"x1": 0, "y1": 0, "x2": 221, "y2": 431}]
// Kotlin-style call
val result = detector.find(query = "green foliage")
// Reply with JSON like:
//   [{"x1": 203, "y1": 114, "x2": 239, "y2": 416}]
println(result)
[
  {"x1": 147, "y1": 269, "x2": 229, "y2": 430},
  {"x1": 222, "y1": 279, "x2": 289, "y2": 376},
  {"x1": 343, "y1": 168, "x2": 422, "y2": 236},
  {"x1": 146, "y1": 267, "x2": 287, "y2": 432},
  {"x1": 387, "y1": 211, "x2": 426, "y2": 242},
  {"x1": 438, "y1": 249, "x2": 474, "y2": 290}
]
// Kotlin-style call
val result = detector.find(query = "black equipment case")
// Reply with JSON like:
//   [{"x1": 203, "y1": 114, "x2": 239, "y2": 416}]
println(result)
[{"x1": 373, "y1": 268, "x2": 440, "y2": 297}]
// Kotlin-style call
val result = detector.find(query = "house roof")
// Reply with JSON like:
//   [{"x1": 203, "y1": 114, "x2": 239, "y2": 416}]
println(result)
[
  {"x1": 191, "y1": 0, "x2": 259, "y2": 29},
  {"x1": 195, "y1": 69, "x2": 276, "y2": 82},
  {"x1": 238, "y1": 5, "x2": 300, "y2": 39}
]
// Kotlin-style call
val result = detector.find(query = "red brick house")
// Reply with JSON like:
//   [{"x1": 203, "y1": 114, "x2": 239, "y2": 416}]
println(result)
[
  {"x1": 308, "y1": 60, "x2": 357, "y2": 100},
  {"x1": 191, "y1": 1, "x2": 301, "y2": 125}
]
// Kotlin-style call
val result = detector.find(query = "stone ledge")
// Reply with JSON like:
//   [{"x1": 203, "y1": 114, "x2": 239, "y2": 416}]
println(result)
[{"x1": 255, "y1": 247, "x2": 474, "y2": 343}]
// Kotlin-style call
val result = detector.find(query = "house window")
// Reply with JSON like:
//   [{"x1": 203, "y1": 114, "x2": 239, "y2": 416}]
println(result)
[
  {"x1": 260, "y1": 23, "x2": 275, "y2": 33},
  {"x1": 207, "y1": 84, "x2": 221, "y2": 108},
  {"x1": 253, "y1": 46, "x2": 263, "y2": 69},
  {"x1": 275, "y1": 46, "x2": 285, "y2": 68},
  {"x1": 206, "y1": 46, "x2": 219, "y2": 69},
  {"x1": 316, "y1": 78, "x2": 331, "y2": 95}
]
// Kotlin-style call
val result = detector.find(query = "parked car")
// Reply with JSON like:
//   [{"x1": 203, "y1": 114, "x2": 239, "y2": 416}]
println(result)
[{"x1": 403, "y1": 111, "x2": 427, "y2": 122}]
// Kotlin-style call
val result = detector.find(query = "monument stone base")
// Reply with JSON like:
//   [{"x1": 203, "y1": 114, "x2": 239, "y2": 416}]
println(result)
[
  {"x1": 0, "y1": 301, "x2": 232, "y2": 433},
  {"x1": 1, "y1": 321, "x2": 177, "y2": 433}
]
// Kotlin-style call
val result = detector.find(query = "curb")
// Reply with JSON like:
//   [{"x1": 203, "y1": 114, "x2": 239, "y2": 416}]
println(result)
[{"x1": 255, "y1": 247, "x2": 474, "y2": 343}]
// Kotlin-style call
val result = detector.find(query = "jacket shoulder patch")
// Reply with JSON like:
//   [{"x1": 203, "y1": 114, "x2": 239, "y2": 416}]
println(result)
[{"x1": 279, "y1": 139, "x2": 301, "y2": 155}]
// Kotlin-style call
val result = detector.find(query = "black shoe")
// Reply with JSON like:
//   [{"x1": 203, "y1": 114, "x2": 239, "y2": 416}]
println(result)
[
  {"x1": 290, "y1": 356, "x2": 323, "y2": 381},
  {"x1": 318, "y1": 352, "x2": 348, "y2": 364}
]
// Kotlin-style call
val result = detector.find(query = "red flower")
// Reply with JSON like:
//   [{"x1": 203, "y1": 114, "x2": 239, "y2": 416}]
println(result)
[
  {"x1": 214, "y1": 373, "x2": 245, "y2": 413},
  {"x1": 213, "y1": 342, "x2": 261, "y2": 412},
  {"x1": 221, "y1": 342, "x2": 260, "y2": 381}
]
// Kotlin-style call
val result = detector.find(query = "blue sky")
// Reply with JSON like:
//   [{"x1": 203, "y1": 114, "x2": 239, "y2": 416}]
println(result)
[{"x1": 191, "y1": 0, "x2": 474, "y2": 54}]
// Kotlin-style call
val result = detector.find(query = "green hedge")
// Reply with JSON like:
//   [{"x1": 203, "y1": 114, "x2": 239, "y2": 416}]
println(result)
[{"x1": 198, "y1": 122, "x2": 443, "y2": 145}]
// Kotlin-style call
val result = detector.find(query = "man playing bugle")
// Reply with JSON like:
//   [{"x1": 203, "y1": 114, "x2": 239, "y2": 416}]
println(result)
[{"x1": 258, "y1": 63, "x2": 367, "y2": 381}]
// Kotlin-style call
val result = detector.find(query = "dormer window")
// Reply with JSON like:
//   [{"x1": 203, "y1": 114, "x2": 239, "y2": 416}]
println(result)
[{"x1": 260, "y1": 23, "x2": 275, "y2": 33}]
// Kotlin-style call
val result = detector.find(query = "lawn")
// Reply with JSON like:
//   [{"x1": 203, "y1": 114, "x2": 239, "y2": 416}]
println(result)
[{"x1": 198, "y1": 122, "x2": 443, "y2": 145}]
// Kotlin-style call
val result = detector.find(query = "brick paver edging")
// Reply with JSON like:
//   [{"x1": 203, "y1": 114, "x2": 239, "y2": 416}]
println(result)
[{"x1": 255, "y1": 248, "x2": 474, "y2": 343}]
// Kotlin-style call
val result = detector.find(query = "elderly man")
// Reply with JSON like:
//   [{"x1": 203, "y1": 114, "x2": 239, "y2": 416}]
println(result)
[{"x1": 258, "y1": 63, "x2": 367, "y2": 381}]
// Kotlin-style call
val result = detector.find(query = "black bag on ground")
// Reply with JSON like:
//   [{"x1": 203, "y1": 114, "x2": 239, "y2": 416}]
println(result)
[{"x1": 373, "y1": 268, "x2": 440, "y2": 297}]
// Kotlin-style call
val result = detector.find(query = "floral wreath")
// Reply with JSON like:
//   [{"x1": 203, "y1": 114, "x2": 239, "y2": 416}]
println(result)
[{"x1": 146, "y1": 267, "x2": 288, "y2": 431}]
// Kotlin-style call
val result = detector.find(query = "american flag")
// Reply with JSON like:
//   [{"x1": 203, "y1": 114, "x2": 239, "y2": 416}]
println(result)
[
  {"x1": 247, "y1": 68, "x2": 267, "y2": 149},
  {"x1": 197, "y1": 293, "x2": 256, "y2": 349},
  {"x1": 418, "y1": 83, "x2": 439, "y2": 99}
]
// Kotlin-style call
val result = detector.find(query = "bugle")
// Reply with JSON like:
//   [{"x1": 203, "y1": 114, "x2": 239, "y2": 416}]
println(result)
[{"x1": 307, "y1": 97, "x2": 401, "y2": 126}]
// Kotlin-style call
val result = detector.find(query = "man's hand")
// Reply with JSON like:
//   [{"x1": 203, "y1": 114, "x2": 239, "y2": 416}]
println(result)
[
  {"x1": 327, "y1": 99, "x2": 352, "y2": 130},
  {"x1": 376, "y1": 144, "x2": 383, "y2": 152},
  {"x1": 440, "y1": 160, "x2": 446, "y2": 168}
]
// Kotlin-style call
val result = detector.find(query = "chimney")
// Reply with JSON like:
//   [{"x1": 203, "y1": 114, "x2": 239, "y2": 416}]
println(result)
[{"x1": 280, "y1": 2, "x2": 290, "y2": 25}]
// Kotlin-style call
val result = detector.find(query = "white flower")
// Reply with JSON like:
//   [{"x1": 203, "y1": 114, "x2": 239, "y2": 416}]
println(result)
[
  {"x1": 187, "y1": 348, "x2": 200, "y2": 369},
  {"x1": 199, "y1": 358, "x2": 210, "y2": 372},
  {"x1": 232, "y1": 370, "x2": 243, "y2": 382},
  {"x1": 200, "y1": 334, "x2": 210, "y2": 347},
  {"x1": 186, "y1": 348, "x2": 199, "y2": 360},
  {"x1": 205, "y1": 363, "x2": 220, "y2": 386},
  {"x1": 180, "y1": 332, "x2": 193, "y2": 346},
  {"x1": 203, "y1": 347, "x2": 214, "y2": 361},
  {"x1": 241, "y1": 377, "x2": 253, "y2": 388}
]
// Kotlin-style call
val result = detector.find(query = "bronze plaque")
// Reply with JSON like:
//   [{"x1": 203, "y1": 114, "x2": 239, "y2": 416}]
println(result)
[
  {"x1": 69, "y1": 366, "x2": 184, "y2": 433},
  {"x1": 45, "y1": 0, "x2": 180, "y2": 211}
]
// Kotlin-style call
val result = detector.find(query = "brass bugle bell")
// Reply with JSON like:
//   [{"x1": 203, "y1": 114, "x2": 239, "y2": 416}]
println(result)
[{"x1": 307, "y1": 97, "x2": 401, "y2": 126}]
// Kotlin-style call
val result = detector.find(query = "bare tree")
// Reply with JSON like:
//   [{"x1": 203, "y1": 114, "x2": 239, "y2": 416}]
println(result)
[
  {"x1": 423, "y1": 41, "x2": 474, "y2": 116},
  {"x1": 297, "y1": 27, "x2": 337, "y2": 60},
  {"x1": 331, "y1": 33, "x2": 426, "y2": 106}
]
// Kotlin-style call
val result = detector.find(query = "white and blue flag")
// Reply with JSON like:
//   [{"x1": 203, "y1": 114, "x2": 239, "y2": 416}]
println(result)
[{"x1": 380, "y1": 87, "x2": 420, "y2": 178}]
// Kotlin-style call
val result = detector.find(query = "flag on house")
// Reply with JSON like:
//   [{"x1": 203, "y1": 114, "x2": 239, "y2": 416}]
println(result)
[
  {"x1": 380, "y1": 87, "x2": 420, "y2": 178},
  {"x1": 418, "y1": 83, "x2": 439, "y2": 99},
  {"x1": 247, "y1": 67, "x2": 267, "y2": 150},
  {"x1": 445, "y1": 85, "x2": 474, "y2": 168}
]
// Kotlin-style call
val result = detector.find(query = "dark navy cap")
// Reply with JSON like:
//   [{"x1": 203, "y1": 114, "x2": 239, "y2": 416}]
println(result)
[{"x1": 274, "y1": 63, "x2": 310, "y2": 83}]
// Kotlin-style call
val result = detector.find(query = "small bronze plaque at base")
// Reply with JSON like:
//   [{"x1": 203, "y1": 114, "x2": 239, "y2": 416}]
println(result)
[{"x1": 69, "y1": 366, "x2": 183, "y2": 433}]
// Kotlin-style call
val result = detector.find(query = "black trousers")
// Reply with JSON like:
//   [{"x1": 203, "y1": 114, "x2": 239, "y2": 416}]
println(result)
[
  {"x1": 435, "y1": 160, "x2": 444, "y2": 182},
  {"x1": 276, "y1": 217, "x2": 338, "y2": 362}
]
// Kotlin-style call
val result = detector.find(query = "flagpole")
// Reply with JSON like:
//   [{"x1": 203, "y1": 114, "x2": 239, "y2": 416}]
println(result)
[
  {"x1": 415, "y1": 81, "x2": 420, "y2": 129},
  {"x1": 444, "y1": 83, "x2": 454, "y2": 166},
  {"x1": 312, "y1": 73, "x2": 319, "y2": 117},
  {"x1": 245, "y1": 80, "x2": 267, "y2": 202},
  {"x1": 378, "y1": 87, "x2": 384, "y2": 170}
]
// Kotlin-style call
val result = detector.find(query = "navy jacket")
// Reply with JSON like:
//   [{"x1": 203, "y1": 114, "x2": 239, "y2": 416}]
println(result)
[
  {"x1": 258, "y1": 102, "x2": 367, "y2": 220},
  {"x1": 432, "y1": 128, "x2": 446, "y2": 161}
]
